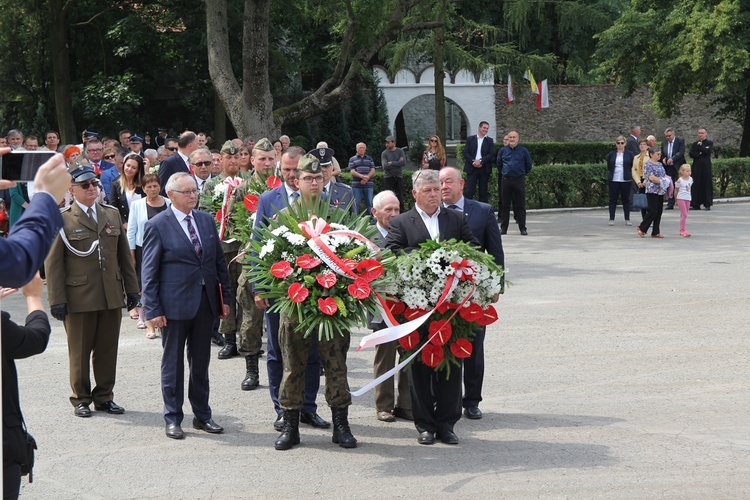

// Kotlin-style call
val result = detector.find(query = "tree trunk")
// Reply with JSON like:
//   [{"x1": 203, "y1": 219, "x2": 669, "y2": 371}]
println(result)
[
  {"x1": 214, "y1": 95, "x2": 226, "y2": 145},
  {"x1": 48, "y1": 0, "x2": 76, "y2": 144},
  {"x1": 740, "y1": 85, "x2": 750, "y2": 157},
  {"x1": 433, "y1": 0, "x2": 447, "y2": 146}
]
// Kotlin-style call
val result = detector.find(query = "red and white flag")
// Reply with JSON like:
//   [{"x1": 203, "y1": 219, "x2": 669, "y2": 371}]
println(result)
[
  {"x1": 536, "y1": 79, "x2": 549, "y2": 110},
  {"x1": 507, "y1": 74, "x2": 514, "y2": 104}
]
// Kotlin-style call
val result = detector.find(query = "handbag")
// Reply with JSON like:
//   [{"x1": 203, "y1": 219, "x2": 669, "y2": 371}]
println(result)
[{"x1": 631, "y1": 192, "x2": 648, "y2": 210}]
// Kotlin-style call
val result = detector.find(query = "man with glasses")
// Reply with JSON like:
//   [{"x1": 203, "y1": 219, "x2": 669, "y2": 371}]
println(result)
[
  {"x1": 190, "y1": 148, "x2": 215, "y2": 193},
  {"x1": 308, "y1": 146, "x2": 354, "y2": 212},
  {"x1": 85, "y1": 139, "x2": 114, "y2": 176},
  {"x1": 142, "y1": 172, "x2": 231, "y2": 439},
  {"x1": 272, "y1": 154, "x2": 358, "y2": 450},
  {"x1": 45, "y1": 165, "x2": 139, "y2": 418}
]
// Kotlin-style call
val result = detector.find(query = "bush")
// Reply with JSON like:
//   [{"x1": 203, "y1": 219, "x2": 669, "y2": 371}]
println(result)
[{"x1": 456, "y1": 141, "x2": 613, "y2": 166}]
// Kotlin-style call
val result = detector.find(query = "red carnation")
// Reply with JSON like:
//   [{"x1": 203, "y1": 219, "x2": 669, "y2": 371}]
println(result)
[
  {"x1": 318, "y1": 297, "x2": 338, "y2": 315},
  {"x1": 270, "y1": 261, "x2": 293, "y2": 279},
  {"x1": 266, "y1": 175, "x2": 283, "y2": 189},
  {"x1": 315, "y1": 273, "x2": 337, "y2": 289},
  {"x1": 475, "y1": 305, "x2": 499, "y2": 326},
  {"x1": 296, "y1": 254, "x2": 322, "y2": 270},
  {"x1": 355, "y1": 259, "x2": 383, "y2": 282},
  {"x1": 450, "y1": 338, "x2": 473, "y2": 359},
  {"x1": 287, "y1": 283, "x2": 309, "y2": 303},
  {"x1": 421, "y1": 343, "x2": 445, "y2": 368},
  {"x1": 398, "y1": 331, "x2": 420, "y2": 351},
  {"x1": 347, "y1": 278, "x2": 371, "y2": 299},
  {"x1": 243, "y1": 194, "x2": 259, "y2": 213},
  {"x1": 428, "y1": 320, "x2": 452, "y2": 346}
]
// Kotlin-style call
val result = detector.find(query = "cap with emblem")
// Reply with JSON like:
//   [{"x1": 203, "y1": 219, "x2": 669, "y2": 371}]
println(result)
[
  {"x1": 307, "y1": 147, "x2": 334, "y2": 166},
  {"x1": 385, "y1": 135, "x2": 395, "y2": 143},
  {"x1": 83, "y1": 130, "x2": 99, "y2": 139},
  {"x1": 158, "y1": 127, "x2": 167, "y2": 133},
  {"x1": 69, "y1": 165, "x2": 97, "y2": 183},
  {"x1": 220, "y1": 140, "x2": 240, "y2": 155},
  {"x1": 297, "y1": 154, "x2": 322, "y2": 174},
  {"x1": 253, "y1": 137, "x2": 274, "y2": 152},
  {"x1": 129, "y1": 135, "x2": 144, "y2": 144}
]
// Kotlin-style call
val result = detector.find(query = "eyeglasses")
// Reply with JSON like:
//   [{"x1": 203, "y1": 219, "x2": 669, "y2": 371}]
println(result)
[
  {"x1": 103, "y1": 154, "x2": 116, "y2": 160},
  {"x1": 299, "y1": 176, "x2": 324, "y2": 184},
  {"x1": 87, "y1": 148, "x2": 103, "y2": 153},
  {"x1": 430, "y1": 139, "x2": 438, "y2": 143},
  {"x1": 172, "y1": 189, "x2": 199, "y2": 196},
  {"x1": 75, "y1": 181, "x2": 100, "y2": 190},
  {"x1": 166, "y1": 147, "x2": 178, "y2": 152},
  {"x1": 616, "y1": 141, "x2": 625, "y2": 145},
  {"x1": 192, "y1": 161, "x2": 213, "y2": 167}
]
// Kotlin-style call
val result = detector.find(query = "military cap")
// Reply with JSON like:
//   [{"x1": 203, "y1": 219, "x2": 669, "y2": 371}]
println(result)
[
  {"x1": 83, "y1": 130, "x2": 99, "y2": 139},
  {"x1": 254, "y1": 137, "x2": 274, "y2": 152},
  {"x1": 297, "y1": 154, "x2": 322, "y2": 174},
  {"x1": 129, "y1": 135, "x2": 144, "y2": 144},
  {"x1": 158, "y1": 127, "x2": 167, "y2": 133},
  {"x1": 307, "y1": 147, "x2": 334, "y2": 166},
  {"x1": 220, "y1": 140, "x2": 240, "y2": 155},
  {"x1": 69, "y1": 165, "x2": 97, "y2": 183}
]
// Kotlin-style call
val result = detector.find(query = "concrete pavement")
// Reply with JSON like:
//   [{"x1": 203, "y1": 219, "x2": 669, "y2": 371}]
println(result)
[{"x1": 3, "y1": 201, "x2": 749, "y2": 498}]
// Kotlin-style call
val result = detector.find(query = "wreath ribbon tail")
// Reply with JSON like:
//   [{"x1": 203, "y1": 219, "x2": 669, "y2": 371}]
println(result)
[{"x1": 350, "y1": 341, "x2": 425, "y2": 396}]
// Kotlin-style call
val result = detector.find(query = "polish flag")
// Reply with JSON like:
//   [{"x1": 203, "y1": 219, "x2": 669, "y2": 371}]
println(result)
[
  {"x1": 507, "y1": 74, "x2": 514, "y2": 104},
  {"x1": 536, "y1": 80, "x2": 549, "y2": 110}
]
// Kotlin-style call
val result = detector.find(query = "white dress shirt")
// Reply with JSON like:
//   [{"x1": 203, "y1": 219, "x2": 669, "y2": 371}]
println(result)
[
  {"x1": 415, "y1": 205, "x2": 441, "y2": 240},
  {"x1": 171, "y1": 205, "x2": 201, "y2": 245}
]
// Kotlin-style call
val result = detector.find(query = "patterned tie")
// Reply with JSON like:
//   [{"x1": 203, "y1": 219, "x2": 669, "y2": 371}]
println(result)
[
  {"x1": 185, "y1": 215, "x2": 202, "y2": 257},
  {"x1": 291, "y1": 192, "x2": 300, "y2": 204}
]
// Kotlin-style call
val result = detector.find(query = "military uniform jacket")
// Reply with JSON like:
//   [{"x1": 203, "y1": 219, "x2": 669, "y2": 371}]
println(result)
[{"x1": 45, "y1": 203, "x2": 139, "y2": 313}]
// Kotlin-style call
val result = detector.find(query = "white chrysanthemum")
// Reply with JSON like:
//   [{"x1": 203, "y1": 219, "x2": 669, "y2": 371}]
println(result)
[
  {"x1": 271, "y1": 226, "x2": 290, "y2": 236},
  {"x1": 329, "y1": 223, "x2": 349, "y2": 231},
  {"x1": 259, "y1": 239, "x2": 275, "y2": 259},
  {"x1": 283, "y1": 232, "x2": 307, "y2": 246}
]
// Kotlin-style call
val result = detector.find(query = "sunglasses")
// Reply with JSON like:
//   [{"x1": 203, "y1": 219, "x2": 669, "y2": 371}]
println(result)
[
  {"x1": 616, "y1": 141, "x2": 625, "y2": 145},
  {"x1": 103, "y1": 154, "x2": 115, "y2": 160},
  {"x1": 76, "y1": 181, "x2": 100, "y2": 190},
  {"x1": 192, "y1": 161, "x2": 213, "y2": 167},
  {"x1": 430, "y1": 139, "x2": 438, "y2": 143},
  {"x1": 166, "y1": 147, "x2": 178, "y2": 152}
]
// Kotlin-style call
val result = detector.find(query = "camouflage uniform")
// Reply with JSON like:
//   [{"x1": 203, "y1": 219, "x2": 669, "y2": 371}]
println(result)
[
  {"x1": 278, "y1": 314, "x2": 351, "y2": 409},
  {"x1": 236, "y1": 272, "x2": 264, "y2": 356}
]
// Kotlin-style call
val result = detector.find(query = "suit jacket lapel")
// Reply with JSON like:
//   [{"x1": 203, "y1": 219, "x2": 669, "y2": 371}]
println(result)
[
  {"x1": 167, "y1": 209, "x2": 200, "y2": 261},
  {"x1": 409, "y1": 208, "x2": 431, "y2": 243},
  {"x1": 73, "y1": 204, "x2": 98, "y2": 232}
]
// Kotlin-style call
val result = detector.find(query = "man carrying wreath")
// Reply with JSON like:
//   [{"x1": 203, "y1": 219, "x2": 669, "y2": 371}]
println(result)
[
  {"x1": 273, "y1": 154, "x2": 357, "y2": 450},
  {"x1": 386, "y1": 169, "x2": 478, "y2": 446}
]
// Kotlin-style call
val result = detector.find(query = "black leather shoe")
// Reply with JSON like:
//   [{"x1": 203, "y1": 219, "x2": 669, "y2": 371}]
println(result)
[
  {"x1": 300, "y1": 411, "x2": 330, "y2": 429},
  {"x1": 520, "y1": 229, "x2": 528, "y2": 235},
  {"x1": 273, "y1": 413, "x2": 285, "y2": 432},
  {"x1": 438, "y1": 430, "x2": 459, "y2": 445},
  {"x1": 500, "y1": 229, "x2": 507, "y2": 235},
  {"x1": 211, "y1": 332, "x2": 225, "y2": 346},
  {"x1": 464, "y1": 405, "x2": 483, "y2": 419},
  {"x1": 393, "y1": 407, "x2": 413, "y2": 421},
  {"x1": 166, "y1": 423, "x2": 185, "y2": 440},
  {"x1": 218, "y1": 342, "x2": 238, "y2": 359},
  {"x1": 666, "y1": 205, "x2": 674, "y2": 210},
  {"x1": 74, "y1": 403, "x2": 91, "y2": 418},
  {"x1": 95, "y1": 400, "x2": 125, "y2": 414},
  {"x1": 418, "y1": 431, "x2": 435, "y2": 445},
  {"x1": 192, "y1": 418, "x2": 224, "y2": 434},
  {"x1": 704, "y1": 206, "x2": 711, "y2": 211}
]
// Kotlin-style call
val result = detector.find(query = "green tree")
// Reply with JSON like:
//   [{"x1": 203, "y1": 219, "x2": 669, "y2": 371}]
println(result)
[{"x1": 595, "y1": 0, "x2": 750, "y2": 155}]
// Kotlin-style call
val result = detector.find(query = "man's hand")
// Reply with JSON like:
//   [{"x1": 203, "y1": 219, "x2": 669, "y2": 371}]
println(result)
[
  {"x1": 51, "y1": 304, "x2": 67, "y2": 321},
  {"x1": 33, "y1": 152, "x2": 71, "y2": 203},
  {"x1": 221, "y1": 304, "x2": 230, "y2": 318},
  {"x1": 126, "y1": 293, "x2": 140, "y2": 310},
  {"x1": 254, "y1": 295, "x2": 269, "y2": 309},
  {"x1": 151, "y1": 315, "x2": 167, "y2": 328},
  {"x1": 0, "y1": 287, "x2": 18, "y2": 299}
]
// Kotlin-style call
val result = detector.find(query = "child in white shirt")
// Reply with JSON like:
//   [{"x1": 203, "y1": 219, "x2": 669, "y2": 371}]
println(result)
[{"x1": 675, "y1": 164, "x2": 693, "y2": 237}]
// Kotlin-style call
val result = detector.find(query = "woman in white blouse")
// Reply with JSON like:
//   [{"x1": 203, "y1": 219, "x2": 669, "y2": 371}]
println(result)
[{"x1": 606, "y1": 136, "x2": 635, "y2": 226}]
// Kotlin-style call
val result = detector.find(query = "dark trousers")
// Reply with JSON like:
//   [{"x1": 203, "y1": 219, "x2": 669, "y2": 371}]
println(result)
[
  {"x1": 462, "y1": 327, "x2": 485, "y2": 407},
  {"x1": 608, "y1": 181, "x2": 632, "y2": 221},
  {"x1": 383, "y1": 176, "x2": 404, "y2": 209},
  {"x1": 265, "y1": 308, "x2": 321, "y2": 414},
  {"x1": 465, "y1": 166, "x2": 491, "y2": 203},
  {"x1": 496, "y1": 171, "x2": 503, "y2": 214},
  {"x1": 161, "y1": 288, "x2": 214, "y2": 425},
  {"x1": 639, "y1": 193, "x2": 664, "y2": 235},
  {"x1": 408, "y1": 360, "x2": 463, "y2": 435},
  {"x1": 500, "y1": 175, "x2": 527, "y2": 232},
  {"x1": 691, "y1": 163, "x2": 713, "y2": 208}
]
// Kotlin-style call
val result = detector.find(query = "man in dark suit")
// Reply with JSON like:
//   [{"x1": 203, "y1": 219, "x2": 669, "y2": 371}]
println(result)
[
  {"x1": 84, "y1": 139, "x2": 114, "y2": 176},
  {"x1": 142, "y1": 172, "x2": 231, "y2": 440},
  {"x1": 689, "y1": 127, "x2": 714, "y2": 210},
  {"x1": 158, "y1": 131, "x2": 199, "y2": 195},
  {"x1": 660, "y1": 127, "x2": 685, "y2": 209},
  {"x1": 308, "y1": 146, "x2": 355, "y2": 213},
  {"x1": 46, "y1": 166, "x2": 139, "y2": 418},
  {"x1": 0, "y1": 150, "x2": 69, "y2": 288},
  {"x1": 253, "y1": 146, "x2": 329, "y2": 432},
  {"x1": 439, "y1": 167, "x2": 504, "y2": 420},
  {"x1": 386, "y1": 169, "x2": 479, "y2": 446},
  {"x1": 462, "y1": 121, "x2": 495, "y2": 203},
  {"x1": 626, "y1": 125, "x2": 641, "y2": 156}
]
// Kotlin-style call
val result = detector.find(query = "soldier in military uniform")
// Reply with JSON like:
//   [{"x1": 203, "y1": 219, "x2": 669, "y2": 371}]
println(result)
[
  {"x1": 274, "y1": 154, "x2": 357, "y2": 451},
  {"x1": 45, "y1": 165, "x2": 139, "y2": 418}
]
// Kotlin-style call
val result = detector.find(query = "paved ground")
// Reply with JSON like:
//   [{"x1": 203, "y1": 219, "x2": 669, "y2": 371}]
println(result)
[{"x1": 3, "y1": 201, "x2": 749, "y2": 499}]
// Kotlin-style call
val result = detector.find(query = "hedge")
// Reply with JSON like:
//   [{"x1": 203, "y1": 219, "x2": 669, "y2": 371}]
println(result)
[
  {"x1": 455, "y1": 141, "x2": 613, "y2": 166},
  {"x1": 337, "y1": 157, "x2": 750, "y2": 212}
]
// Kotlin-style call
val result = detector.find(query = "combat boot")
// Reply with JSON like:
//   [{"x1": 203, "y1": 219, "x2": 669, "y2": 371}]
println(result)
[
  {"x1": 331, "y1": 407, "x2": 357, "y2": 448},
  {"x1": 218, "y1": 332, "x2": 238, "y2": 359},
  {"x1": 274, "y1": 410, "x2": 300, "y2": 450},
  {"x1": 241, "y1": 353, "x2": 260, "y2": 390}
]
